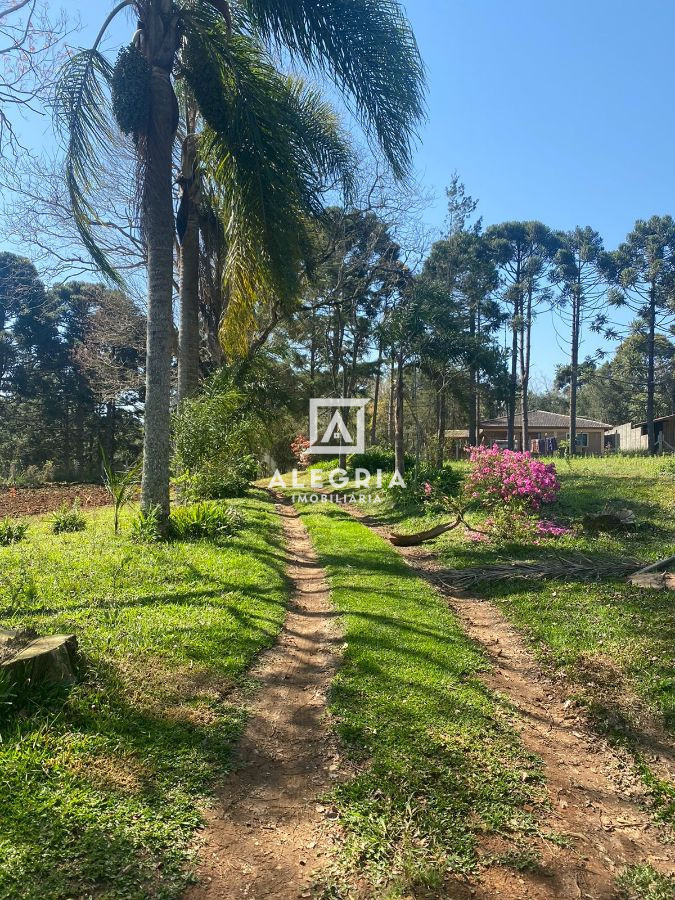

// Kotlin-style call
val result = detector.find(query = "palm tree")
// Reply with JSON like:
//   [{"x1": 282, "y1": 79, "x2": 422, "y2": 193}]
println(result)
[
  {"x1": 55, "y1": 0, "x2": 425, "y2": 525},
  {"x1": 176, "y1": 76, "x2": 361, "y2": 401}
]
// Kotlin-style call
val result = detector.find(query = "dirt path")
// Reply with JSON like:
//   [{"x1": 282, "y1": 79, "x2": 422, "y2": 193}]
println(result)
[
  {"x1": 187, "y1": 497, "x2": 342, "y2": 899},
  {"x1": 347, "y1": 506, "x2": 675, "y2": 900}
]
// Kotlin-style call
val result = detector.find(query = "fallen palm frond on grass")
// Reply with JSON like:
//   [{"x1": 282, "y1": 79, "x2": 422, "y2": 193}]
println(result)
[{"x1": 433, "y1": 552, "x2": 644, "y2": 590}]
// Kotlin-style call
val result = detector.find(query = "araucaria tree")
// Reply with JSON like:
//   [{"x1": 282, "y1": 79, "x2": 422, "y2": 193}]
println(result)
[
  {"x1": 603, "y1": 216, "x2": 675, "y2": 454},
  {"x1": 485, "y1": 222, "x2": 559, "y2": 449},
  {"x1": 552, "y1": 226, "x2": 607, "y2": 454},
  {"x1": 55, "y1": 0, "x2": 425, "y2": 525}
]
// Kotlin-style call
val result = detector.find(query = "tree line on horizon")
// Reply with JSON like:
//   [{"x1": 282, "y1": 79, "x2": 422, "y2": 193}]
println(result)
[{"x1": 0, "y1": 1, "x2": 673, "y2": 501}]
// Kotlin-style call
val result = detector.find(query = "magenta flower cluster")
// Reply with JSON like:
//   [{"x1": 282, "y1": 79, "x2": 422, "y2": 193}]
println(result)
[
  {"x1": 468, "y1": 445, "x2": 561, "y2": 511},
  {"x1": 535, "y1": 519, "x2": 572, "y2": 537}
]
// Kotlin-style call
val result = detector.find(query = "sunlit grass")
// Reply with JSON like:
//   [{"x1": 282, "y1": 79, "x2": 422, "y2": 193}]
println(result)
[
  {"x1": 0, "y1": 490, "x2": 288, "y2": 899},
  {"x1": 299, "y1": 502, "x2": 546, "y2": 895}
]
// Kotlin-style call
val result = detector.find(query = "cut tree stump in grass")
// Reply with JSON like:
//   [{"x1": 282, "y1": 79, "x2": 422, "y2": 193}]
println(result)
[{"x1": 0, "y1": 628, "x2": 78, "y2": 688}]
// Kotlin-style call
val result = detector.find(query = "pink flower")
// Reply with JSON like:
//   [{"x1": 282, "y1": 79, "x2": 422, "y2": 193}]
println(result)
[{"x1": 424, "y1": 481, "x2": 432, "y2": 496}]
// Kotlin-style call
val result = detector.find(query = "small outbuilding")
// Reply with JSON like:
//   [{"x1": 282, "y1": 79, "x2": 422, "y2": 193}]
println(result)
[{"x1": 606, "y1": 414, "x2": 675, "y2": 453}]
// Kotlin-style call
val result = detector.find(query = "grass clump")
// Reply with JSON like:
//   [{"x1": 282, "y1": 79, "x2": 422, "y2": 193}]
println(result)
[
  {"x1": 169, "y1": 501, "x2": 244, "y2": 540},
  {"x1": 616, "y1": 864, "x2": 674, "y2": 900},
  {"x1": 50, "y1": 501, "x2": 86, "y2": 534},
  {"x1": 0, "y1": 517, "x2": 28, "y2": 545},
  {"x1": 129, "y1": 502, "x2": 245, "y2": 543},
  {"x1": 0, "y1": 490, "x2": 288, "y2": 899},
  {"x1": 298, "y1": 502, "x2": 545, "y2": 895}
]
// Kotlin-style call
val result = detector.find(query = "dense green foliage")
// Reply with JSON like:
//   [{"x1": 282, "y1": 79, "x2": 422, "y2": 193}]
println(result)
[{"x1": 0, "y1": 255, "x2": 144, "y2": 482}]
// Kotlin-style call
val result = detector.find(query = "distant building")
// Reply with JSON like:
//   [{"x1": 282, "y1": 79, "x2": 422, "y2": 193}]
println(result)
[
  {"x1": 606, "y1": 414, "x2": 675, "y2": 453},
  {"x1": 446, "y1": 410, "x2": 611, "y2": 455}
]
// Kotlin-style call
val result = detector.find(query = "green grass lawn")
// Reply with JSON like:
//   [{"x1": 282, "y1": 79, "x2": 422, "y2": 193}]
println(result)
[
  {"x1": 313, "y1": 455, "x2": 675, "y2": 823},
  {"x1": 0, "y1": 490, "x2": 288, "y2": 900},
  {"x1": 298, "y1": 502, "x2": 547, "y2": 896}
]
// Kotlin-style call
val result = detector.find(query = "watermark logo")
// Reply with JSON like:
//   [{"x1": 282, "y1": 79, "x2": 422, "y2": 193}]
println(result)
[
  {"x1": 267, "y1": 397, "x2": 405, "y2": 503},
  {"x1": 308, "y1": 398, "x2": 368, "y2": 455}
]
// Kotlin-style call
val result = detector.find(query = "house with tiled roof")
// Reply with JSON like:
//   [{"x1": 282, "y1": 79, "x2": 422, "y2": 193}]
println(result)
[{"x1": 479, "y1": 410, "x2": 612, "y2": 455}]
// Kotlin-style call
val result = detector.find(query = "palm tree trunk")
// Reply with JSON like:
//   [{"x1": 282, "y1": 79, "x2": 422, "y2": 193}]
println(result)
[
  {"x1": 177, "y1": 208, "x2": 200, "y2": 402},
  {"x1": 387, "y1": 351, "x2": 395, "y2": 446},
  {"x1": 141, "y1": 9, "x2": 179, "y2": 523}
]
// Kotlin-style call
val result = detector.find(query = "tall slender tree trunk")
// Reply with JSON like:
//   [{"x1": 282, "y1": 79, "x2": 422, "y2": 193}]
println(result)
[
  {"x1": 520, "y1": 285, "x2": 532, "y2": 451},
  {"x1": 569, "y1": 279, "x2": 580, "y2": 456},
  {"x1": 475, "y1": 305, "x2": 482, "y2": 442},
  {"x1": 508, "y1": 313, "x2": 518, "y2": 449},
  {"x1": 647, "y1": 283, "x2": 657, "y2": 455},
  {"x1": 394, "y1": 348, "x2": 405, "y2": 477},
  {"x1": 371, "y1": 333, "x2": 383, "y2": 445},
  {"x1": 468, "y1": 301, "x2": 477, "y2": 446},
  {"x1": 436, "y1": 380, "x2": 446, "y2": 467},
  {"x1": 507, "y1": 257, "x2": 522, "y2": 450},
  {"x1": 388, "y1": 351, "x2": 395, "y2": 446},
  {"x1": 106, "y1": 400, "x2": 116, "y2": 464},
  {"x1": 177, "y1": 135, "x2": 200, "y2": 403},
  {"x1": 141, "y1": 4, "x2": 179, "y2": 522}
]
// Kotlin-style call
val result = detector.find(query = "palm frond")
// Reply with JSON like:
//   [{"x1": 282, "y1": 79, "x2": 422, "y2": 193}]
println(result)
[
  {"x1": 53, "y1": 49, "x2": 122, "y2": 283},
  {"x1": 180, "y1": 2, "x2": 355, "y2": 356},
  {"x1": 242, "y1": 0, "x2": 425, "y2": 177}
]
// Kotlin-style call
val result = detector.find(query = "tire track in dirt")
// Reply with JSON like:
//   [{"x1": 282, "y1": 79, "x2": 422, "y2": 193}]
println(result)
[
  {"x1": 346, "y1": 505, "x2": 674, "y2": 900},
  {"x1": 186, "y1": 496, "x2": 342, "y2": 899}
]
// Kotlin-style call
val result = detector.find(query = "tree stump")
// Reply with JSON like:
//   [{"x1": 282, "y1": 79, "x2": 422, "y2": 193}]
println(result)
[{"x1": 0, "y1": 628, "x2": 78, "y2": 688}]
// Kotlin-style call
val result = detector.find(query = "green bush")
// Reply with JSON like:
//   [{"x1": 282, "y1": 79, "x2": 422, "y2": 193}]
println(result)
[
  {"x1": 169, "y1": 502, "x2": 244, "y2": 541},
  {"x1": 129, "y1": 506, "x2": 162, "y2": 543},
  {"x1": 50, "y1": 502, "x2": 86, "y2": 534},
  {"x1": 173, "y1": 385, "x2": 262, "y2": 500},
  {"x1": 346, "y1": 445, "x2": 414, "y2": 473},
  {"x1": 306, "y1": 457, "x2": 340, "y2": 472},
  {"x1": 425, "y1": 461, "x2": 463, "y2": 497},
  {"x1": 176, "y1": 455, "x2": 258, "y2": 501},
  {"x1": 389, "y1": 462, "x2": 463, "y2": 511},
  {"x1": 0, "y1": 518, "x2": 28, "y2": 546}
]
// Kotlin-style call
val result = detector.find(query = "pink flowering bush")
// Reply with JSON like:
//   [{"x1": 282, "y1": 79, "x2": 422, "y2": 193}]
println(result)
[
  {"x1": 462, "y1": 446, "x2": 565, "y2": 545},
  {"x1": 467, "y1": 445, "x2": 560, "y2": 512},
  {"x1": 290, "y1": 434, "x2": 311, "y2": 467}
]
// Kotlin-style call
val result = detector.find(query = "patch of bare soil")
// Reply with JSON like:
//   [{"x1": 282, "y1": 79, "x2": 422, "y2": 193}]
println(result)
[
  {"x1": 348, "y1": 507, "x2": 675, "y2": 900},
  {"x1": 0, "y1": 483, "x2": 111, "y2": 517},
  {"x1": 186, "y1": 496, "x2": 342, "y2": 899}
]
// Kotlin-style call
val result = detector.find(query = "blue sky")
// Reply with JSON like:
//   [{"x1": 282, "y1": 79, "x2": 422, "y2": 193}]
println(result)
[{"x1": 6, "y1": 0, "x2": 675, "y2": 383}]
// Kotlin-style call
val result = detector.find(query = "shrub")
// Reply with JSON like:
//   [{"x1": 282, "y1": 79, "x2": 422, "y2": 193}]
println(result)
[
  {"x1": 173, "y1": 385, "x2": 262, "y2": 500},
  {"x1": 169, "y1": 502, "x2": 244, "y2": 540},
  {"x1": 51, "y1": 501, "x2": 86, "y2": 534},
  {"x1": 346, "y1": 445, "x2": 413, "y2": 473},
  {"x1": 290, "y1": 434, "x2": 311, "y2": 467},
  {"x1": 306, "y1": 457, "x2": 340, "y2": 473},
  {"x1": 467, "y1": 445, "x2": 560, "y2": 512},
  {"x1": 176, "y1": 455, "x2": 258, "y2": 501},
  {"x1": 129, "y1": 506, "x2": 162, "y2": 543},
  {"x1": 0, "y1": 517, "x2": 28, "y2": 545},
  {"x1": 389, "y1": 462, "x2": 462, "y2": 511}
]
